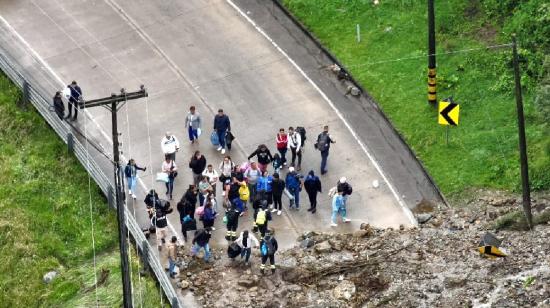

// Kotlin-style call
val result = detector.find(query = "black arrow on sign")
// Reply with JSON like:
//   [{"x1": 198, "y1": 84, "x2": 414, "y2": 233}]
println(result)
[{"x1": 440, "y1": 103, "x2": 458, "y2": 126}]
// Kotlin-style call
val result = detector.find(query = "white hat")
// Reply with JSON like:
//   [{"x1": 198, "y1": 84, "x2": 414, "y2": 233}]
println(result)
[
  {"x1": 288, "y1": 166, "x2": 295, "y2": 172},
  {"x1": 339, "y1": 177, "x2": 347, "y2": 183}
]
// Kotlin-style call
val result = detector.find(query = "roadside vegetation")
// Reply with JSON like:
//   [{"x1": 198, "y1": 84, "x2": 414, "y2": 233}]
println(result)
[
  {"x1": 0, "y1": 73, "x2": 162, "y2": 307},
  {"x1": 283, "y1": 0, "x2": 549, "y2": 199}
]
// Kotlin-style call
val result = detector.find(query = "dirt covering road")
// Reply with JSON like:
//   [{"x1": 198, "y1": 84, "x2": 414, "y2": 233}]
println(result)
[{"x1": 171, "y1": 191, "x2": 550, "y2": 307}]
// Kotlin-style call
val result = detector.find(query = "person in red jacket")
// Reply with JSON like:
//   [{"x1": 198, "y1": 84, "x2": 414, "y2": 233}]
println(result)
[{"x1": 275, "y1": 128, "x2": 288, "y2": 167}]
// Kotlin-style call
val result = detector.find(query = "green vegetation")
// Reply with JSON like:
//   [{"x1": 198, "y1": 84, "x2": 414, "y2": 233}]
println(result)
[
  {"x1": 283, "y1": 0, "x2": 549, "y2": 198},
  {"x1": 0, "y1": 74, "x2": 162, "y2": 307}
]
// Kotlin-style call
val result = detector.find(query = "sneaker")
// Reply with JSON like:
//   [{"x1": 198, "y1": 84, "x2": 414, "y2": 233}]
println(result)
[
  {"x1": 239, "y1": 212, "x2": 245, "y2": 217},
  {"x1": 217, "y1": 146, "x2": 222, "y2": 151},
  {"x1": 129, "y1": 190, "x2": 132, "y2": 195},
  {"x1": 271, "y1": 208, "x2": 277, "y2": 213},
  {"x1": 344, "y1": 218, "x2": 351, "y2": 223},
  {"x1": 277, "y1": 210, "x2": 281, "y2": 216},
  {"x1": 311, "y1": 209, "x2": 316, "y2": 214},
  {"x1": 132, "y1": 194, "x2": 137, "y2": 199},
  {"x1": 330, "y1": 223, "x2": 337, "y2": 227},
  {"x1": 211, "y1": 227, "x2": 216, "y2": 231},
  {"x1": 221, "y1": 149, "x2": 226, "y2": 155},
  {"x1": 307, "y1": 208, "x2": 312, "y2": 212}
]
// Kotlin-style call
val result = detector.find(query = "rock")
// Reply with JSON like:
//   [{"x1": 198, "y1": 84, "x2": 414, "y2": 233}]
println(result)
[
  {"x1": 353, "y1": 230, "x2": 369, "y2": 238},
  {"x1": 43, "y1": 271, "x2": 58, "y2": 284},
  {"x1": 249, "y1": 286, "x2": 258, "y2": 292},
  {"x1": 333, "y1": 280, "x2": 356, "y2": 300},
  {"x1": 372, "y1": 180, "x2": 379, "y2": 188},
  {"x1": 300, "y1": 238, "x2": 315, "y2": 249},
  {"x1": 328, "y1": 239, "x2": 342, "y2": 251},
  {"x1": 417, "y1": 213, "x2": 433, "y2": 224},
  {"x1": 238, "y1": 278, "x2": 256, "y2": 288},
  {"x1": 179, "y1": 280, "x2": 190, "y2": 289},
  {"x1": 315, "y1": 241, "x2": 332, "y2": 253},
  {"x1": 186, "y1": 271, "x2": 192, "y2": 277}
]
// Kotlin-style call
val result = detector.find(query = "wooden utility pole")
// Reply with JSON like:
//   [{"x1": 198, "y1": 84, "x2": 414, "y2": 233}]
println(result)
[
  {"x1": 511, "y1": 35, "x2": 533, "y2": 228},
  {"x1": 428, "y1": 0, "x2": 437, "y2": 105},
  {"x1": 80, "y1": 86, "x2": 148, "y2": 308}
]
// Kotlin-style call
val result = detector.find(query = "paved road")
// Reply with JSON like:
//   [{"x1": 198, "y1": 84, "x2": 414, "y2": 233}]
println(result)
[{"x1": 0, "y1": 4, "x2": 451, "y2": 297}]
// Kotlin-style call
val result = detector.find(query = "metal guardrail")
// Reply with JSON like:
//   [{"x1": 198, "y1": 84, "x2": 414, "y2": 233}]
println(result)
[{"x1": 0, "y1": 51, "x2": 183, "y2": 307}]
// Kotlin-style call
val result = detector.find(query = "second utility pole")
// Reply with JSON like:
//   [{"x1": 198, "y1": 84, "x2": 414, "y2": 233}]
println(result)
[{"x1": 428, "y1": 0, "x2": 437, "y2": 105}]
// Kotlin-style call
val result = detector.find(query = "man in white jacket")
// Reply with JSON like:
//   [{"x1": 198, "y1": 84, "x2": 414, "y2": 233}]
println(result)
[
  {"x1": 287, "y1": 127, "x2": 302, "y2": 171},
  {"x1": 161, "y1": 132, "x2": 180, "y2": 161},
  {"x1": 234, "y1": 230, "x2": 260, "y2": 265}
]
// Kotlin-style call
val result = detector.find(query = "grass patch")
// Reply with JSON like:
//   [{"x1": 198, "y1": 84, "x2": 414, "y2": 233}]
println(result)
[
  {"x1": 0, "y1": 73, "x2": 162, "y2": 306},
  {"x1": 283, "y1": 0, "x2": 549, "y2": 198},
  {"x1": 494, "y1": 210, "x2": 550, "y2": 230}
]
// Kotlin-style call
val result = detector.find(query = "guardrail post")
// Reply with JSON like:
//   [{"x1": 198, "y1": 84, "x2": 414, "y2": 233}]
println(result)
[
  {"x1": 172, "y1": 297, "x2": 179, "y2": 308},
  {"x1": 141, "y1": 240, "x2": 150, "y2": 272},
  {"x1": 18, "y1": 80, "x2": 29, "y2": 109},
  {"x1": 67, "y1": 133, "x2": 74, "y2": 153},
  {"x1": 108, "y1": 186, "x2": 115, "y2": 209}
]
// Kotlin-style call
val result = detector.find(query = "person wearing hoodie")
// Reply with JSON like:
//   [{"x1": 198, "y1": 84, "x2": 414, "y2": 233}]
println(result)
[
  {"x1": 304, "y1": 170, "x2": 322, "y2": 214},
  {"x1": 235, "y1": 230, "x2": 260, "y2": 265},
  {"x1": 285, "y1": 167, "x2": 302, "y2": 210},
  {"x1": 254, "y1": 201, "x2": 272, "y2": 238},
  {"x1": 270, "y1": 173, "x2": 285, "y2": 215},
  {"x1": 177, "y1": 196, "x2": 196, "y2": 242},
  {"x1": 259, "y1": 229, "x2": 279, "y2": 275},
  {"x1": 191, "y1": 227, "x2": 212, "y2": 262},
  {"x1": 161, "y1": 132, "x2": 180, "y2": 161},
  {"x1": 189, "y1": 151, "x2": 207, "y2": 186},
  {"x1": 184, "y1": 106, "x2": 202, "y2": 144},
  {"x1": 331, "y1": 190, "x2": 349, "y2": 227},
  {"x1": 256, "y1": 170, "x2": 273, "y2": 206},
  {"x1": 213, "y1": 109, "x2": 231, "y2": 154},
  {"x1": 248, "y1": 144, "x2": 273, "y2": 173},
  {"x1": 275, "y1": 128, "x2": 288, "y2": 166},
  {"x1": 201, "y1": 201, "x2": 217, "y2": 230},
  {"x1": 124, "y1": 159, "x2": 146, "y2": 199},
  {"x1": 52, "y1": 91, "x2": 65, "y2": 120}
]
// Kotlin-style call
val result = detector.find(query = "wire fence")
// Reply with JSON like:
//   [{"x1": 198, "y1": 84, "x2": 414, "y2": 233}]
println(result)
[{"x1": 0, "y1": 50, "x2": 183, "y2": 308}]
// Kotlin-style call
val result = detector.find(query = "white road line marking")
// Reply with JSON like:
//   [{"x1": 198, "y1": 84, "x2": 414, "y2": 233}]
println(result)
[
  {"x1": 0, "y1": 14, "x2": 182, "y2": 241},
  {"x1": 224, "y1": 0, "x2": 417, "y2": 225}
]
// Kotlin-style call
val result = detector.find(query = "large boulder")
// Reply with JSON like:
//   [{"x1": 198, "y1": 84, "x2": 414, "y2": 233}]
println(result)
[{"x1": 314, "y1": 241, "x2": 332, "y2": 253}]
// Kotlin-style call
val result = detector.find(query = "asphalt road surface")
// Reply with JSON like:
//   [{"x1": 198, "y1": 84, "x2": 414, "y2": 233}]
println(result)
[{"x1": 0, "y1": 0, "x2": 442, "y2": 294}]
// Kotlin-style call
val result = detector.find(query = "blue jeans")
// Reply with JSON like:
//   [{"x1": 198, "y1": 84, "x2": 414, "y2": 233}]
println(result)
[
  {"x1": 240, "y1": 247, "x2": 251, "y2": 262},
  {"x1": 166, "y1": 176, "x2": 175, "y2": 197},
  {"x1": 331, "y1": 207, "x2": 347, "y2": 224},
  {"x1": 289, "y1": 188, "x2": 300, "y2": 208},
  {"x1": 188, "y1": 126, "x2": 198, "y2": 141},
  {"x1": 216, "y1": 129, "x2": 226, "y2": 148},
  {"x1": 191, "y1": 243, "x2": 211, "y2": 261},
  {"x1": 168, "y1": 257, "x2": 176, "y2": 274},
  {"x1": 320, "y1": 149, "x2": 329, "y2": 173},
  {"x1": 127, "y1": 176, "x2": 137, "y2": 192}
]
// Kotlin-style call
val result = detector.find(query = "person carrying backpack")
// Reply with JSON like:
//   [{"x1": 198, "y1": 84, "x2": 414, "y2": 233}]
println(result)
[
  {"x1": 285, "y1": 167, "x2": 302, "y2": 210},
  {"x1": 287, "y1": 127, "x2": 303, "y2": 171},
  {"x1": 304, "y1": 170, "x2": 322, "y2": 214},
  {"x1": 191, "y1": 227, "x2": 212, "y2": 262},
  {"x1": 254, "y1": 201, "x2": 272, "y2": 238},
  {"x1": 315, "y1": 125, "x2": 335, "y2": 175},
  {"x1": 225, "y1": 204, "x2": 240, "y2": 241},
  {"x1": 271, "y1": 173, "x2": 285, "y2": 215},
  {"x1": 151, "y1": 210, "x2": 168, "y2": 251},
  {"x1": 259, "y1": 229, "x2": 278, "y2": 275},
  {"x1": 144, "y1": 189, "x2": 160, "y2": 219},
  {"x1": 235, "y1": 230, "x2": 260, "y2": 266},
  {"x1": 337, "y1": 177, "x2": 353, "y2": 207}
]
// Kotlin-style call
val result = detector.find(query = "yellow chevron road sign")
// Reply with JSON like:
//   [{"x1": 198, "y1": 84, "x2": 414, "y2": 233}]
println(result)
[{"x1": 438, "y1": 101, "x2": 460, "y2": 126}]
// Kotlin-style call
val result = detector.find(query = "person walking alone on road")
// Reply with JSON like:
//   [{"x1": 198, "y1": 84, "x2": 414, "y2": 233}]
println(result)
[
  {"x1": 304, "y1": 170, "x2": 322, "y2": 214},
  {"x1": 287, "y1": 127, "x2": 302, "y2": 171},
  {"x1": 167, "y1": 236, "x2": 178, "y2": 279},
  {"x1": 185, "y1": 106, "x2": 202, "y2": 144},
  {"x1": 124, "y1": 158, "x2": 146, "y2": 199},
  {"x1": 213, "y1": 109, "x2": 231, "y2": 154},
  {"x1": 161, "y1": 132, "x2": 180, "y2": 161},
  {"x1": 248, "y1": 144, "x2": 273, "y2": 173},
  {"x1": 259, "y1": 229, "x2": 278, "y2": 275},
  {"x1": 285, "y1": 167, "x2": 302, "y2": 210},
  {"x1": 189, "y1": 150, "x2": 207, "y2": 186},
  {"x1": 271, "y1": 173, "x2": 285, "y2": 215},
  {"x1": 235, "y1": 230, "x2": 259, "y2": 266},
  {"x1": 315, "y1": 125, "x2": 335, "y2": 175},
  {"x1": 191, "y1": 227, "x2": 212, "y2": 262},
  {"x1": 52, "y1": 91, "x2": 65, "y2": 120},
  {"x1": 65, "y1": 80, "x2": 82, "y2": 121},
  {"x1": 275, "y1": 128, "x2": 288, "y2": 166},
  {"x1": 161, "y1": 156, "x2": 177, "y2": 200}
]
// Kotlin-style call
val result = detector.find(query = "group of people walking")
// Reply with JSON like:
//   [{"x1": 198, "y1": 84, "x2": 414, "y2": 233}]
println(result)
[{"x1": 121, "y1": 106, "x2": 352, "y2": 279}]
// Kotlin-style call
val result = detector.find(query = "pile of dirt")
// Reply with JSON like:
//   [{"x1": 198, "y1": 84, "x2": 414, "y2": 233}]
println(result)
[{"x1": 173, "y1": 193, "x2": 550, "y2": 307}]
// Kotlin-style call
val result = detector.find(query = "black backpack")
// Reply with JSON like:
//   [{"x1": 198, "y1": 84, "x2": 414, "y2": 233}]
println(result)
[
  {"x1": 295, "y1": 126, "x2": 306, "y2": 144},
  {"x1": 316, "y1": 133, "x2": 329, "y2": 151}
]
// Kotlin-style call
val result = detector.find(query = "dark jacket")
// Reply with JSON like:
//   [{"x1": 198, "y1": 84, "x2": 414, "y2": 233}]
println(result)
[
  {"x1": 144, "y1": 191, "x2": 160, "y2": 208},
  {"x1": 177, "y1": 199, "x2": 195, "y2": 221},
  {"x1": 202, "y1": 206, "x2": 216, "y2": 221},
  {"x1": 271, "y1": 178, "x2": 285, "y2": 196},
  {"x1": 304, "y1": 175, "x2": 322, "y2": 194},
  {"x1": 151, "y1": 213, "x2": 167, "y2": 228},
  {"x1": 260, "y1": 235, "x2": 278, "y2": 255},
  {"x1": 248, "y1": 147, "x2": 273, "y2": 165},
  {"x1": 193, "y1": 229, "x2": 211, "y2": 246},
  {"x1": 213, "y1": 114, "x2": 231, "y2": 132},
  {"x1": 124, "y1": 163, "x2": 145, "y2": 178},
  {"x1": 337, "y1": 182, "x2": 353, "y2": 196},
  {"x1": 182, "y1": 189, "x2": 198, "y2": 207},
  {"x1": 53, "y1": 96, "x2": 64, "y2": 114},
  {"x1": 189, "y1": 155, "x2": 207, "y2": 175},
  {"x1": 226, "y1": 208, "x2": 240, "y2": 224},
  {"x1": 316, "y1": 132, "x2": 335, "y2": 152},
  {"x1": 68, "y1": 84, "x2": 82, "y2": 102}
]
